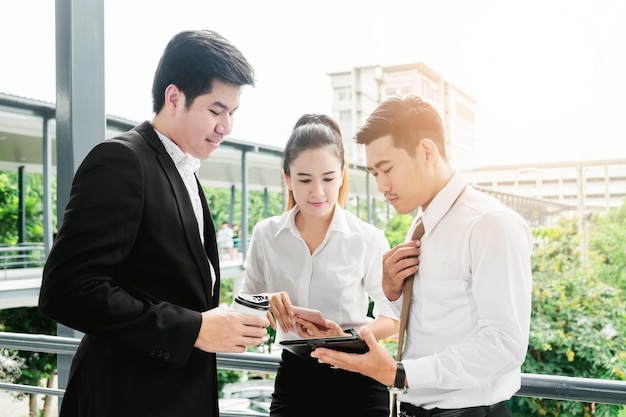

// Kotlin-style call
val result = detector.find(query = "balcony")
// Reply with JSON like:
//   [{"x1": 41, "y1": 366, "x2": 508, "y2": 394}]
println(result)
[
  {"x1": 1, "y1": 245, "x2": 625, "y2": 415},
  {"x1": 0, "y1": 331, "x2": 625, "y2": 416}
]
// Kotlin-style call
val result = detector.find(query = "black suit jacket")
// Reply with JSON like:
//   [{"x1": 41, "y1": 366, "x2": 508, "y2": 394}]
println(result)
[{"x1": 39, "y1": 121, "x2": 221, "y2": 417}]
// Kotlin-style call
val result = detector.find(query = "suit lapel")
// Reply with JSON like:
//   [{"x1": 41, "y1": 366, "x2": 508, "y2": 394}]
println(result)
[
  {"x1": 198, "y1": 181, "x2": 221, "y2": 306},
  {"x1": 137, "y1": 122, "x2": 214, "y2": 305}
]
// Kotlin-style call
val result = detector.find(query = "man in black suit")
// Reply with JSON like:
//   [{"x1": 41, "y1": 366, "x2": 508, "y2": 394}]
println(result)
[{"x1": 39, "y1": 30, "x2": 269, "y2": 417}]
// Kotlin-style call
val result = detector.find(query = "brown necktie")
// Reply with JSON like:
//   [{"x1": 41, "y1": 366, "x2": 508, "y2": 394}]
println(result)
[
  {"x1": 396, "y1": 217, "x2": 424, "y2": 360},
  {"x1": 391, "y1": 218, "x2": 424, "y2": 416}
]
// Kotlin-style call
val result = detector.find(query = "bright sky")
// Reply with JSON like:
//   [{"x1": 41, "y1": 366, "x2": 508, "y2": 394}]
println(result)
[{"x1": 1, "y1": 0, "x2": 625, "y2": 166}]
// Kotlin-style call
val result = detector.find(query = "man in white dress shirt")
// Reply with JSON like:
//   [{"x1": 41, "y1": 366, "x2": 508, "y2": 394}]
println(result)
[{"x1": 312, "y1": 96, "x2": 533, "y2": 417}]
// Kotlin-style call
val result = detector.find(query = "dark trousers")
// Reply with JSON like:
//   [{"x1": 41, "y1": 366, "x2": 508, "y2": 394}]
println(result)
[
  {"x1": 271, "y1": 350, "x2": 389, "y2": 417},
  {"x1": 399, "y1": 401, "x2": 512, "y2": 417}
]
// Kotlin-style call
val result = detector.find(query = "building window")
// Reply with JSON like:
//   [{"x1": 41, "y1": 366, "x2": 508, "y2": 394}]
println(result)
[
  {"x1": 400, "y1": 85, "x2": 413, "y2": 96},
  {"x1": 338, "y1": 110, "x2": 351, "y2": 139},
  {"x1": 338, "y1": 88, "x2": 351, "y2": 102},
  {"x1": 455, "y1": 103, "x2": 474, "y2": 122}
]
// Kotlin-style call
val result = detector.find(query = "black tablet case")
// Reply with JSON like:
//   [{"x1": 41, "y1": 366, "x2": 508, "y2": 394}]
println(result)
[{"x1": 279, "y1": 329, "x2": 369, "y2": 360}]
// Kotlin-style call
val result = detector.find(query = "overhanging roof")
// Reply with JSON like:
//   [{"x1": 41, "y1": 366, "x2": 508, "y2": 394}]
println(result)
[{"x1": 0, "y1": 92, "x2": 377, "y2": 197}]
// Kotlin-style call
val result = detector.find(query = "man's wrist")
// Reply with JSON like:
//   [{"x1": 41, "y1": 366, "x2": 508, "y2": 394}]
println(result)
[
  {"x1": 387, "y1": 361, "x2": 408, "y2": 394},
  {"x1": 384, "y1": 286, "x2": 402, "y2": 301}
]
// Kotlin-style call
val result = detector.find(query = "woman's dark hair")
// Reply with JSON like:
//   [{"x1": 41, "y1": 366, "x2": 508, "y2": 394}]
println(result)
[
  {"x1": 282, "y1": 114, "x2": 349, "y2": 211},
  {"x1": 152, "y1": 30, "x2": 255, "y2": 113}
]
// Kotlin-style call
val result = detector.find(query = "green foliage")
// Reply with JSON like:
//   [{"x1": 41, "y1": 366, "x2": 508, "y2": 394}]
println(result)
[
  {"x1": 219, "y1": 276, "x2": 236, "y2": 306},
  {"x1": 203, "y1": 186, "x2": 284, "y2": 235},
  {"x1": 0, "y1": 307, "x2": 57, "y2": 392},
  {"x1": 0, "y1": 171, "x2": 49, "y2": 244},
  {"x1": 380, "y1": 336, "x2": 399, "y2": 360},
  {"x1": 383, "y1": 213, "x2": 415, "y2": 247},
  {"x1": 588, "y1": 201, "x2": 626, "y2": 290},
  {"x1": 0, "y1": 173, "x2": 18, "y2": 241},
  {"x1": 217, "y1": 369, "x2": 242, "y2": 397},
  {"x1": 509, "y1": 215, "x2": 626, "y2": 417}
]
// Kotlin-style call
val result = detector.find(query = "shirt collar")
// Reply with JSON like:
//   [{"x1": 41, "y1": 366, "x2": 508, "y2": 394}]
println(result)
[
  {"x1": 274, "y1": 203, "x2": 350, "y2": 238},
  {"x1": 154, "y1": 128, "x2": 201, "y2": 173},
  {"x1": 421, "y1": 171, "x2": 468, "y2": 235}
]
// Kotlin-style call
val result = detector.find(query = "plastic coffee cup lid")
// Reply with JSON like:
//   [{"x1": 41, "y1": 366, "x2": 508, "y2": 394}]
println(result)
[{"x1": 234, "y1": 294, "x2": 270, "y2": 311}]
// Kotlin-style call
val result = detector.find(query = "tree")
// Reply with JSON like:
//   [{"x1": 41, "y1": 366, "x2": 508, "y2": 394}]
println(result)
[
  {"x1": 0, "y1": 171, "x2": 55, "y2": 416},
  {"x1": 383, "y1": 213, "x2": 414, "y2": 248},
  {"x1": 509, "y1": 216, "x2": 626, "y2": 417},
  {"x1": 0, "y1": 307, "x2": 57, "y2": 417},
  {"x1": 588, "y1": 201, "x2": 626, "y2": 290},
  {"x1": 202, "y1": 186, "x2": 284, "y2": 236},
  {"x1": 0, "y1": 171, "x2": 48, "y2": 244}
]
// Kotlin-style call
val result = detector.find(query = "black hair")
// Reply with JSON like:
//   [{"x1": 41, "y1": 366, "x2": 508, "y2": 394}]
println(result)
[
  {"x1": 152, "y1": 30, "x2": 255, "y2": 113},
  {"x1": 282, "y1": 114, "x2": 349, "y2": 210}
]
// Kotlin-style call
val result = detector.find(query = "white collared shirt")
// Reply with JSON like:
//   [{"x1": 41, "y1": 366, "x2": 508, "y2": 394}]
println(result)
[
  {"x1": 155, "y1": 130, "x2": 204, "y2": 241},
  {"x1": 396, "y1": 171, "x2": 533, "y2": 409},
  {"x1": 240, "y1": 204, "x2": 397, "y2": 342},
  {"x1": 155, "y1": 129, "x2": 216, "y2": 291}
]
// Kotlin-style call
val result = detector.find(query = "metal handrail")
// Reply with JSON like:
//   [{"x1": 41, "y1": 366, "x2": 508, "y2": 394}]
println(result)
[
  {"x1": 0, "y1": 331, "x2": 625, "y2": 406},
  {"x1": 0, "y1": 244, "x2": 46, "y2": 277}
]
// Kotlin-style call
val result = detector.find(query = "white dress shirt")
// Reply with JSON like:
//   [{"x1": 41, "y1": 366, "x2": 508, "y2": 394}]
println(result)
[
  {"x1": 396, "y1": 171, "x2": 533, "y2": 409},
  {"x1": 155, "y1": 130, "x2": 204, "y2": 241},
  {"x1": 240, "y1": 204, "x2": 397, "y2": 342},
  {"x1": 155, "y1": 129, "x2": 216, "y2": 291}
]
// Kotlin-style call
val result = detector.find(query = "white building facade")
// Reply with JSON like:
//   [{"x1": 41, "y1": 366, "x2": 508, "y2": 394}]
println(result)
[{"x1": 464, "y1": 159, "x2": 626, "y2": 213}]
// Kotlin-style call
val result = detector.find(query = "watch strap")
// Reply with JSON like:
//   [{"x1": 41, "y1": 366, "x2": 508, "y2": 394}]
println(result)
[
  {"x1": 388, "y1": 361, "x2": 408, "y2": 394},
  {"x1": 394, "y1": 361, "x2": 406, "y2": 389}
]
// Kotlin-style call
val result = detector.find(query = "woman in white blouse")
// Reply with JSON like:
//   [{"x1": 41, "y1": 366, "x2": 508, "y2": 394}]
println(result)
[{"x1": 239, "y1": 113, "x2": 399, "y2": 417}]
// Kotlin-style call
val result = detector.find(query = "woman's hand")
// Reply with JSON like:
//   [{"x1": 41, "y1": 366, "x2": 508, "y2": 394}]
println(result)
[
  {"x1": 268, "y1": 291, "x2": 295, "y2": 332},
  {"x1": 295, "y1": 317, "x2": 344, "y2": 338}
]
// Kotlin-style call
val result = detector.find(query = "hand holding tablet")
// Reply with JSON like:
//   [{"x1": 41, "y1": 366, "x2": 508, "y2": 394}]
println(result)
[{"x1": 279, "y1": 328, "x2": 369, "y2": 360}]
